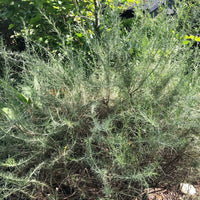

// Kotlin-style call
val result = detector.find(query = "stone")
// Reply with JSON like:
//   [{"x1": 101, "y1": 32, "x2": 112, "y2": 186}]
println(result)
[{"x1": 180, "y1": 183, "x2": 196, "y2": 196}]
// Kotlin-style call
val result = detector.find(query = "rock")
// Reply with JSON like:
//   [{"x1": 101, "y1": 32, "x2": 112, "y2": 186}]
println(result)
[{"x1": 180, "y1": 183, "x2": 196, "y2": 196}]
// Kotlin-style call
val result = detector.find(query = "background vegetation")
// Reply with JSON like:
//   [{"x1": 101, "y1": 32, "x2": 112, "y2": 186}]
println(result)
[{"x1": 0, "y1": 0, "x2": 200, "y2": 199}]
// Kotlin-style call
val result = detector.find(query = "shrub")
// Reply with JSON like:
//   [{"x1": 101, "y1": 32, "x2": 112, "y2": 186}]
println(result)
[{"x1": 0, "y1": 3, "x2": 200, "y2": 200}]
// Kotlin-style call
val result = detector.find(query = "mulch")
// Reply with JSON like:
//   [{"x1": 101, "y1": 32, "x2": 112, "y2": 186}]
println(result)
[{"x1": 138, "y1": 185, "x2": 200, "y2": 200}]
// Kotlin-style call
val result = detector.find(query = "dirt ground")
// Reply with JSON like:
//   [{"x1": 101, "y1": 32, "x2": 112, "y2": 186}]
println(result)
[{"x1": 140, "y1": 185, "x2": 200, "y2": 200}]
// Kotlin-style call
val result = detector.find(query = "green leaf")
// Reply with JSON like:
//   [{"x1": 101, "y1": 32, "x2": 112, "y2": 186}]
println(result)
[
  {"x1": 30, "y1": 13, "x2": 42, "y2": 25},
  {"x1": 182, "y1": 40, "x2": 190, "y2": 45},
  {"x1": 0, "y1": 79, "x2": 31, "y2": 105},
  {"x1": 2, "y1": 107, "x2": 15, "y2": 120},
  {"x1": 76, "y1": 33, "x2": 83, "y2": 38},
  {"x1": 53, "y1": 6, "x2": 59, "y2": 10},
  {"x1": 8, "y1": 23, "x2": 14, "y2": 30}
]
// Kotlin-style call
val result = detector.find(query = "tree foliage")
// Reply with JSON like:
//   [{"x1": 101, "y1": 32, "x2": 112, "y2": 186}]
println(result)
[{"x1": 0, "y1": 0, "x2": 117, "y2": 49}]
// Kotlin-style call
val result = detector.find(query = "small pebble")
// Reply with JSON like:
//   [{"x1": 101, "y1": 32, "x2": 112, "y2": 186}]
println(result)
[{"x1": 180, "y1": 183, "x2": 196, "y2": 196}]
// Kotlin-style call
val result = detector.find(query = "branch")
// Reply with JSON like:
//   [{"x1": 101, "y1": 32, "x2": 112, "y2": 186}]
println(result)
[{"x1": 93, "y1": 0, "x2": 101, "y2": 39}]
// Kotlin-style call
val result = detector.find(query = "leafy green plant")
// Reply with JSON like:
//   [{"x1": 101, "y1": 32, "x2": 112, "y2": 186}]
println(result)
[{"x1": 0, "y1": 0, "x2": 123, "y2": 51}]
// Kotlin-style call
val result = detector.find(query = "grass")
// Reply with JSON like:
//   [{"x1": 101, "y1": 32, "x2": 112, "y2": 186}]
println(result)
[{"x1": 0, "y1": 1, "x2": 200, "y2": 199}]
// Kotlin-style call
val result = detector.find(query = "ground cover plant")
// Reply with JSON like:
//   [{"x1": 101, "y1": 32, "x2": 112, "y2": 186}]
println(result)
[{"x1": 0, "y1": 0, "x2": 200, "y2": 199}]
